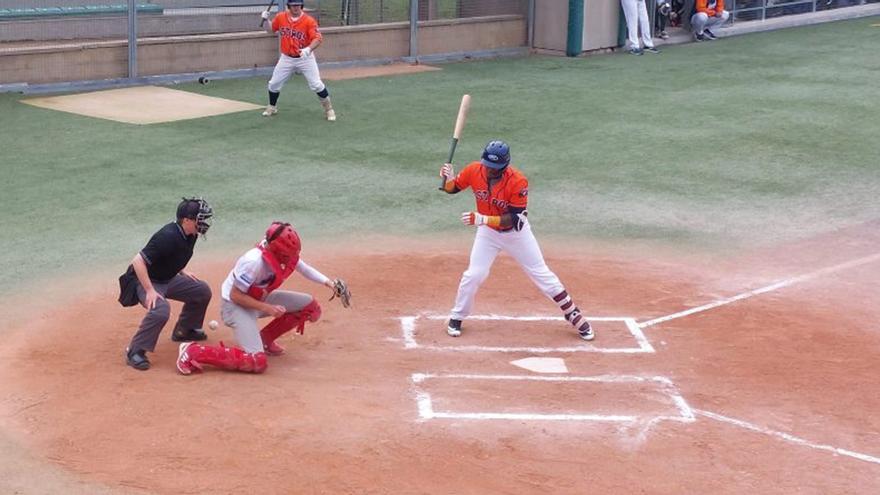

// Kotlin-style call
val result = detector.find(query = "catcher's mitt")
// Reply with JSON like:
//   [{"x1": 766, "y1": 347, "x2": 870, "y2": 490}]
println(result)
[{"x1": 330, "y1": 278, "x2": 352, "y2": 308}]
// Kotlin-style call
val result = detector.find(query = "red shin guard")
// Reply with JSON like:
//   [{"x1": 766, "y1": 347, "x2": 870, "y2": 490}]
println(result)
[
  {"x1": 259, "y1": 299, "x2": 322, "y2": 347},
  {"x1": 187, "y1": 342, "x2": 268, "y2": 373}
]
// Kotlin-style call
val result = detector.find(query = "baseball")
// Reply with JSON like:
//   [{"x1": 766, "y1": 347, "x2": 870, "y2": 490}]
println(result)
[{"x1": 208, "y1": 319, "x2": 219, "y2": 330}]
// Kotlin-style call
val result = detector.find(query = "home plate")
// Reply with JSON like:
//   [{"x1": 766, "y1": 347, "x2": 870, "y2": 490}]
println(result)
[{"x1": 510, "y1": 357, "x2": 568, "y2": 374}]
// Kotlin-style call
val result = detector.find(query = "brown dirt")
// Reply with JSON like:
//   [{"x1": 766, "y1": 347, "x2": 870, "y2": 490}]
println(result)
[
  {"x1": 321, "y1": 63, "x2": 441, "y2": 81},
  {"x1": 21, "y1": 86, "x2": 261, "y2": 125},
  {"x1": 1, "y1": 230, "x2": 879, "y2": 495}
]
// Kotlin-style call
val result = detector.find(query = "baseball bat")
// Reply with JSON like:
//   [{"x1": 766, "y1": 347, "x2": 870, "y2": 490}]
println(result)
[
  {"x1": 439, "y1": 94, "x2": 471, "y2": 190},
  {"x1": 260, "y1": 0, "x2": 276, "y2": 27}
]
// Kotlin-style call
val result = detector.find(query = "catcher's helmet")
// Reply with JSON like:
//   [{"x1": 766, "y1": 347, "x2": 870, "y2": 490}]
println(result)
[
  {"x1": 177, "y1": 197, "x2": 213, "y2": 235},
  {"x1": 265, "y1": 222, "x2": 301, "y2": 264},
  {"x1": 481, "y1": 140, "x2": 510, "y2": 170}
]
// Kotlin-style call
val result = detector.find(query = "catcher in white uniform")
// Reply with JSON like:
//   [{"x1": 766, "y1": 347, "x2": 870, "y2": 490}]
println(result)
[
  {"x1": 439, "y1": 140, "x2": 595, "y2": 341},
  {"x1": 176, "y1": 222, "x2": 351, "y2": 375},
  {"x1": 260, "y1": 0, "x2": 336, "y2": 121}
]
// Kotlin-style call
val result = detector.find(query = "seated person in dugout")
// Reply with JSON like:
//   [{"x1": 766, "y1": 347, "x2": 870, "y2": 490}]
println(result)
[{"x1": 692, "y1": 0, "x2": 730, "y2": 41}]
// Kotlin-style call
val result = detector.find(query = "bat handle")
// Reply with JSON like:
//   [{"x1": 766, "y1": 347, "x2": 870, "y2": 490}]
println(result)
[{"x1": 439, "y1": 138, "x2": 458, "y2": 190}]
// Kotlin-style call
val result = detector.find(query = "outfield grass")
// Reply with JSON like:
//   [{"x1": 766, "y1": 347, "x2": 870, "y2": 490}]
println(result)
[{"x1": 0, "y1": 17, "x2": 879, "y2": 293}]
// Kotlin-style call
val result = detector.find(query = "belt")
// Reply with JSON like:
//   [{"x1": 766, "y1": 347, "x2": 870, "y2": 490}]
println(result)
[{"x1": 284, "y1": 53, "x2": 301, "y2": 58}]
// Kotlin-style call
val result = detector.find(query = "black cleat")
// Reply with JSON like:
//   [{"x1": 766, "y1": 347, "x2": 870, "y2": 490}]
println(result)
[
  {"x1": 171, "y1": 327, "x2": 207, "y2": 342},
  {"x1": 578, "y1": 322, "x2": 595, "y2": 341},
  {"x1": 704, "y1": 29, "x2": 717, "y2": 40},
  {"x1": 644, "y1": 46, "x2": 661, "y2": 54},
  {"x1": 125, "y1": 348, "x2": 150, "y2": 370},
  {"x1": 447, "y1": 319, "x2": 462, "y2": 337}
]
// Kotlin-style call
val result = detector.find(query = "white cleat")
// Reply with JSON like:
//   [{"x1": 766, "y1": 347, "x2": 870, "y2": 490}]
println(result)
[
  {"x1": 176, "y1": 342, "x2": 196, "y2": 375},
  {"x1": 325, "y1": 108, "x2": 336, "y2": 121},
  {"x1": 262, "y1": 105, "x2": 278, "y2": 117}
]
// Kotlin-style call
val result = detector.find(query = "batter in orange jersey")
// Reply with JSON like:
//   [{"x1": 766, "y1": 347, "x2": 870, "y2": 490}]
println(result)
[
  {"x1": 440, "y1": 140, "x2": 595, "y2": 341},
  {"x1": 260, "y1": 0, "x2": 336, "y2": 121}
]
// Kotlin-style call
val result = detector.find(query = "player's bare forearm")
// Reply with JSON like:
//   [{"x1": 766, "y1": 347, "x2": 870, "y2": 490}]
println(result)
[
  {"x1": 131, "y1": 254, "x2": 154, "y2": 292},
  {"x1": 442, "y1": 181, "x2": 461, "y2": 194},
  {"x1": 499, "y1": 214, "x2": 515, "y2": 229},
  {"x1": 230, "y1": 287, "x2": 268, "y2": 312}
]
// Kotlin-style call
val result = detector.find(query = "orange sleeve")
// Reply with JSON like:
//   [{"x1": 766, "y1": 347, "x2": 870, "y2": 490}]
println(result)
[
  {"x1": 507, "y1": 177, "x2": 529, "y2": 209},
  {"x1": 695, "y1": 0, "x2": 710, "y2": 14},
  {"x1": 717, "y1": 0, "x2": 725, "y2": 12},
  {"x1": 454, "y1": 162, "x2": 479, "y2": 191},
  {"x1": 307, "y1": 17, "x2": 322, "y2": 44},
  {"x1": 271, "y1": 14, "x2": 282, "y2": 33}
]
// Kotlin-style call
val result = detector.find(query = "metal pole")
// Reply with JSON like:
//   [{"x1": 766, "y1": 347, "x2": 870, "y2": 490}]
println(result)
[
  {"x1": 527, "y1": 0, "x2": 535, "y2": 49},
  {"x1": 410, "y1": 0, "x2": 418, "y2": 61},
  {"x1": 127, "y1": 0, "x2": 137, "y2": 78}
]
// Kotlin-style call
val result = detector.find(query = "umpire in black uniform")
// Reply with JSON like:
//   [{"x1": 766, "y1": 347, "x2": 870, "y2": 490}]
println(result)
[{"x1": 124, "y1": 197, "x2": 214, "y2": 370}]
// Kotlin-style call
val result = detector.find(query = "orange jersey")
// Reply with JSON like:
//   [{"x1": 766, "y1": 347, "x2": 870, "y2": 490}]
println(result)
[
  {"x1": 271, "y1": 12, "x2": 322, "y2": 58},
  {"x1": 454, "y1": 162, "x2": 529, "y2": 230},
  {"x1": 695, "y1": 0, "x2": 724, "y2": 15}
]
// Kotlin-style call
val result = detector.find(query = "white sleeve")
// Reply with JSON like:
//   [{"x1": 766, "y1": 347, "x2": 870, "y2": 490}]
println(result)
[
  {"x1": 232, "y1": 254, "x2": 262, "y2": 293},
  {"x1": 295, "y1": 259, "x2": 330, "y2": 285}
]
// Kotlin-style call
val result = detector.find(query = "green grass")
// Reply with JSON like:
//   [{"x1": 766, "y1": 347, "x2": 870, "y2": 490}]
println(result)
[{"x1": 1, "y1": 17, "x2": 879, "y2": 293}]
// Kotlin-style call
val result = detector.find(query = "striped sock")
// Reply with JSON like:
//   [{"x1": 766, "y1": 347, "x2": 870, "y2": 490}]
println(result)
[{"x1": 553, "y1": 290, "x2": 592, "y2": 334}]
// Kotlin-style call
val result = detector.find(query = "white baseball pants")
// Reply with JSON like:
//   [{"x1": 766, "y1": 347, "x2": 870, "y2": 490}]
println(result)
[
  {"x1": 450, "y1": 221, "x2": 565, "y2": 320},
  {"x1": 267, "y1": 53, "x2": 325, "y2": 94},
  {"x1": 691, "y1": 11, "x2": 730, "y2": 34},
  {"x1": 220, "y1": 290, "x2": 313, "y2": 354},
  {"x1": 621, "y1": 0, "x2": 655, "y2": 49}
]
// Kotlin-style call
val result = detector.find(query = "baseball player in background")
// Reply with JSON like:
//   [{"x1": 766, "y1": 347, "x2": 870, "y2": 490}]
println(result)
[
  {"x1": 691, "y1": 0, "x2": 729, "y2": 41},
  {"x1": 620, "y1": 0, "x2": 660, "y2": 54},
  {"x1": 176, "y1": 222, "x2": 344, "y2": 374},
  {"x1": 260, "y1": 0, "x2": 336, "y2": 121},
  {"x1": 439, "y1": 140, "x2": 595, "y2": 341}
]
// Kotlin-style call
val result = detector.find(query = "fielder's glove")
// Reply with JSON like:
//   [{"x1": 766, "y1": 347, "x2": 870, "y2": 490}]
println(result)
[{"x1": 330, "y1": 278, "x2": 352, "y2": 308}]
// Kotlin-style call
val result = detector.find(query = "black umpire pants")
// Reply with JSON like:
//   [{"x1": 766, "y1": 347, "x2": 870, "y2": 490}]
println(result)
[{"x1": 128, "y1": 273, "x2": 212, "y2": 354}]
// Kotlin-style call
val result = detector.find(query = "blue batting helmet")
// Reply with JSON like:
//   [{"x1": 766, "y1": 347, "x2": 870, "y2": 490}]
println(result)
[
  {"x1": 286, "y1": 0, "x2": 304, "y2": 5},
  {"x1": 481, "y1": 140, "x2": 510, "y2": 170}
]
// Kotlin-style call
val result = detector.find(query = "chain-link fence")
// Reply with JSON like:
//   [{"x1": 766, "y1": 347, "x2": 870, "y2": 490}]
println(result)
[
  {"x1": 0, "y1": 0, "x2": 529, "y2": 87},
  {"x1": 731, "y1": 0, "x2": 877, "y2": 22}
]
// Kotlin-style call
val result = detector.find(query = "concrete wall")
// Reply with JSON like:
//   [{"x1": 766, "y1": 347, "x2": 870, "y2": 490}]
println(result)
[
  {"x1": 532, "y1": 0, "x2": 620, "y2": 54},
  {"x1": 0, "y1": 15, "x2": 526, "y2": 84},
  {"x1": 584, "y1": 0, "x2": 619, "y2": 50}
]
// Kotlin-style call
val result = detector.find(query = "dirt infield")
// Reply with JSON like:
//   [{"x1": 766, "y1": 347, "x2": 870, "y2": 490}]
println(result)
[{"x1": 1, "y1": 230, "x2": 879, "y2": 494}]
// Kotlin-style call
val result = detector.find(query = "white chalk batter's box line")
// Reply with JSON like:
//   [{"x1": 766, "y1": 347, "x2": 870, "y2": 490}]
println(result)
[
  {"x1": 398, "y1": 314, "x2": 655, "y2": 353},
  {"x1": 412, "y1": 373, "x2": 695, "y2": 423}
]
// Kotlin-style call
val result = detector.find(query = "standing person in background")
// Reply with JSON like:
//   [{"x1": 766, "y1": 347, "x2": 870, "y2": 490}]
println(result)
[
  {"x1": 439, "y1": 140, "x2": 595, "y2": 342},
  {"x1": 260, "y1": 0, "x2": 336, "y2": 121},
  {"x1": 123, "y1": 197, "x2": 214, "y2": 371},
  {"x1": 621, "y1": 0, "x2": 661, "y2": 55},
  {"x1": 692, "y1": 0, "x2": 729, "y2": 41}
]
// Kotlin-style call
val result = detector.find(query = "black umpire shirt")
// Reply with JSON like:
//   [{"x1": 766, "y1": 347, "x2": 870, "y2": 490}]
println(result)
[{"x1": 139, "y1": 222, "x2": 197, "y2": 283}]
